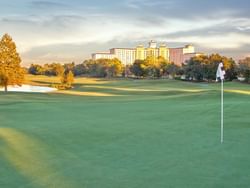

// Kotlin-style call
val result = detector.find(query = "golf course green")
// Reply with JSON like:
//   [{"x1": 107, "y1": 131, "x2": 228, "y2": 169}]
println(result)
[{"x1": 0, "y1": 75, "x2": 250, "y2": 188}]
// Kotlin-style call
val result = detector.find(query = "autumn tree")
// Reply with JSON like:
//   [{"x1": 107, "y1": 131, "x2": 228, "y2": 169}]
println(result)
[
  {"x1": 145, "y1": 56, "x2": 160, "y2": 78},
  {"x1": 43, "y1": 63, "x2": 64, "y2": 76},
  {"x1": 0, "y1": 34, "x2": 24, "y2": 92},
  {"x1": 131, "y1": 56, "x2": 169, "y2": 78},
  {"x1": 84, "y1": 58, "x2": 123, "y2": 77},
  {"x1": 54, "y1": 63, "x2": 65, "y2": 77},
  {"x1": 61, "y1": 70, "x2": 74, "y2": 87},
  {"x1": 107, "y1": 58, "x2": 123, "y2": 77},
  {"x1": 66, "y1": 71, "x2": 74, "y2": 86}
]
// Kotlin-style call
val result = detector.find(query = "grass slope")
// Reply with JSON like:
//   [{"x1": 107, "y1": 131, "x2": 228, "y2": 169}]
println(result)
[{"x1": 0, "y1": 75, "x2": 250, "y2": 188}]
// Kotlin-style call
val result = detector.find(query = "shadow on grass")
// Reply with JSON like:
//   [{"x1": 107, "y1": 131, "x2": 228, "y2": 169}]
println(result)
[
  {"x1": 0, "y1": 128, "x2": 76, "y2": 188},
  {"x1": 70, "y1": 83, "x2": 206, "y2": 97}
]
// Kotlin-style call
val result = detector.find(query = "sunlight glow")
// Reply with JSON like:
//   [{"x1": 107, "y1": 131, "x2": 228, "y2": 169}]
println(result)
[
  {"x1": 56, "y1": 90, "x2": 119, "y2": 96},
  {"x1": 82, "y1": 85, "x2": 204, "y2": 93},
  {"x1": 225, "y1": 89, "x2": 250, "y2": 95},
  {"x1": 0, "y1": 128, "x2": 76, "y2": 188}
]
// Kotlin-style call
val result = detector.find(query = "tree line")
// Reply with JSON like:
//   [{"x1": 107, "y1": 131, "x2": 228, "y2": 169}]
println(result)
[
  {"x1": 28, "y1": 56, "x2": 180, "y2": 79},
  {"x1": 28, "y1": 58, "x2": 123, "y2": 78},
  {"x1": 28, "y1": 62, "x2": 75, "y2": 89},
  {"x1": 28, "y1": 54, "x2": 250, "y2": 83},
  {"x1": 181, "y1": 55, "x2": 249, "y2": 82}
]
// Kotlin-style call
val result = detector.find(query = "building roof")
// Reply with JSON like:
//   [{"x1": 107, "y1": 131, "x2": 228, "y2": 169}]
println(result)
[
  {"x1": 169, "y1": 47, "x2": 184, "y2": 50},
  {"x1": 110, "y1": 48, "x2": 136, "y2": 50},
  {"x1": 93, "y1": 52, "x2": 112, "y2": 54}
]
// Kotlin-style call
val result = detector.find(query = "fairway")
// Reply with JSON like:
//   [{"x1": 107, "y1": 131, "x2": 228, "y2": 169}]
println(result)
[{"x1": 1, "y1": 76, "x2": 250, "y2": 188}]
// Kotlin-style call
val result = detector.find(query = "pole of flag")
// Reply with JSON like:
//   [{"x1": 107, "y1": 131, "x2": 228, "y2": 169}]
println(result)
[
  {"x1": 216, "y1": 62, "x2": 225, "y2": 143},
  {"x1": 221, "y1": 77, "x2": 223, "y2": 143}
]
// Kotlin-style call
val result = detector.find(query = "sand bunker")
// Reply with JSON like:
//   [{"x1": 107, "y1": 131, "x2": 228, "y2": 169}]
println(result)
[{"x1": 0, "y1": 85, "x2": 57, "y2": 93}]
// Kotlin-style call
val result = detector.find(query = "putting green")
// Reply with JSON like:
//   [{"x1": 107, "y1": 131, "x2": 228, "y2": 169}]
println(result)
[{"x1": 0, "y1": 76, "x2": 250, "y2": 188}]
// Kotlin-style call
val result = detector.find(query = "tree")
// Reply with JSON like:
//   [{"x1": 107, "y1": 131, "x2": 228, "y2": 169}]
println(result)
[
  {"x1": 61, "y1": 71, "x2": 74, "y2": 87},
  {"x1": 28, "y1": 64, "x2": 44, "y2": 75},
  {"x1": 207, "y1": 54, "x2": 237, "y2": 81},
  {"x1": 238, "y1": 57, "x2": 250, "y2": 82},
  {"x1": 66, "y1": 71, "x2": 74, "y2": 86},
  {"x1": 130, "y1": 60, "x2": 147, "y2": 78},
  {"x1": 183, "y1": 57, "x2": 204, "y2": 81},
  {"x1": 54, "y1": 63, "x2": 65, "y2": 77},
  {"x1": 183, "y1": 54, "x2": 237, "y2": 82},
  {"x1": 144, "y1": 56, "x2": 160, "y2": 78},
  {"x1": 107, "y1": 58, "x2": 123, "y2": 77},
  {"x1": 165, "y1": 63, "x2": 181, "y2": 79},
  {"x1": 157, "y1": 56, "x2": 169, "y2": 76},
  {"x1": 64, "y1": 62, "x2": 75, "y2": 73},
  {"x1": 84, "y1": 58, "x2": 123, "y2": 78},
  {"x1": 42, "y1": 63, "x2": 64, "y2": 76},
  {"x1": 0, "y1": 34, "x2": 24, "y2": 92},
  {"x1": 138, "y1": 56, "x2": 169, "y2": 78},
  {"x1": 94, "y1": 59, "x2": 109, "y2": 77},
  {"x1": 73, "y1": 63, "x2": 88, "y2": 76}
]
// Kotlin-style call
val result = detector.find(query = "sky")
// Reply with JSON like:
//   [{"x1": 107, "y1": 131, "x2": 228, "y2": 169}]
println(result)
[{"x1": 0, "y1": 0, "x2": 250, "y2": 65}]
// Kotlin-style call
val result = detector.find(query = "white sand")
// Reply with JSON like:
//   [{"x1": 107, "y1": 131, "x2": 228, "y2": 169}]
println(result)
[{"x1": 0, "y1": 85, "x2": 57, "y2": 93}]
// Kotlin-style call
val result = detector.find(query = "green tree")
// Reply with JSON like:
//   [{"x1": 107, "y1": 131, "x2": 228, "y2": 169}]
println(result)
[
  {"x1": 238, "y1": 57, "x2": 250, "y2": 82},
  {"x1": 0, "y1": 34, "x2": 24, "y2": 92},
  {"x1": 64, "y1": 62, "x2": 75, "y2": 73},
  {"x1": 166, "y1": 63, "x2": 181, "y2": 79},
  {"x1": 130, "y1": 60, "x2": 147, "y2": 78},
  {"x1": 73, "y1": 62, "x2": 88, "y2": 76},
  {"x1": 207, "y1": 54, "x2": 236, "y2": 81},
  {"x1": 183, "y1": 56, "x2": 205, "y2": 81},
  {"x1": 28, "y1": 64, "x2": 45, "y2": 75},
  {"x1": 183, "y1": 54, "x2": 237, "y2": 82},
  {"x1": 94, "y1": 59, "x2": 109, "y2": 77}
]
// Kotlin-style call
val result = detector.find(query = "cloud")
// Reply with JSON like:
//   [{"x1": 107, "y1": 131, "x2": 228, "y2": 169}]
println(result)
[
  {"x1": 2, "y1": 13, "x2": 250, "y2": 64},
  {"x1": 163, "y1": 33, "x2": 250, "y2": 49},
  {"x1": 30, "y1": 0, "x2": 67, "y2": 9},
  {"x1": 237, "y1": 26, "x2": 250, "y2": 31},
  {"x1": 1, "y1": 0, "x2": 250, "y2": 64},
  {"x1": 124, "y1": 0, "x2": 175, "y2": 9}
]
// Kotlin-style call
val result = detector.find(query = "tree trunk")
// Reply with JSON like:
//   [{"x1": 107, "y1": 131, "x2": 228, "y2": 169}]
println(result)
[{"x1": 4, "y1": 84, "x2": 7, "y2": 92}]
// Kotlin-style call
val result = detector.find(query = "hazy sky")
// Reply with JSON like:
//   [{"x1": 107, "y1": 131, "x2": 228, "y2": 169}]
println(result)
[{"x1": 0, "y1": 0, "x2": 250, "y2": 65}]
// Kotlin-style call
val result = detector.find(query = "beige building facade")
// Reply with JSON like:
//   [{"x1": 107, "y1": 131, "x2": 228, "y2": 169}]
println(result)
[
  {"x1": 169, "y1": 45, "x2": 201, "y2": 66},
  {"x1": 92, "y1": 41, "x2": 199, "y2": 65},
  {"x1": 110, "y1": 48, "x2": 136, "y2": 65},
  {"x1": 92, "y1": 53, "x2": 115, "y2": 60}
]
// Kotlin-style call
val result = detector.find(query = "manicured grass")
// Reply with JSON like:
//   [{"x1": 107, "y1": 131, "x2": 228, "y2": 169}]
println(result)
[{"x1": 0, "y1": 76, "x2": 250, "y2": 188}]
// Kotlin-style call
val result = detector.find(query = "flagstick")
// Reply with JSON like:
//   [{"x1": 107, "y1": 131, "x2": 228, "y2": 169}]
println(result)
[{"x1": 221, "y1": 79, "x2": 224, "y2": 143}]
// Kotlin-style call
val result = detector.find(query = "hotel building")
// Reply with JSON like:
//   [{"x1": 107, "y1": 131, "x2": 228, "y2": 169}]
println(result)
[
  {"x1": 92, "y1": 41, "x2": 201, "y2": 65},
  {"x1": 109, "y1": 48, "x2": 136, "y2": 65},
  {"x1": 92, "y1": 52, "x2": 115, "y2": 60}
]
